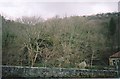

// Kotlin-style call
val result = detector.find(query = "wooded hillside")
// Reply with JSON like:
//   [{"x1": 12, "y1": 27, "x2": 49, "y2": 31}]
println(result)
[{"x1": 2, "y1": 12, "x2": 120, "y2": 68}]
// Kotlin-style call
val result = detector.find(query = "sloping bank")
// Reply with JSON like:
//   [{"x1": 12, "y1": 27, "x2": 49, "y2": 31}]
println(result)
[{"x1": 2, "y1": 65, "x2": 119, "y2": 78}]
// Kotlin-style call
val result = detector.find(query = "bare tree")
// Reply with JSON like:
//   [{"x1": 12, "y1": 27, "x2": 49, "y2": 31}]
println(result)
[{"x1": 16, "y1": 16, "x2": 44, "y2": 25}]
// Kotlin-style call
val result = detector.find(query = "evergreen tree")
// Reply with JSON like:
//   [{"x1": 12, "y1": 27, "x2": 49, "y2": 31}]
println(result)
[{"x1": 108, "y1": 17, "x2": 116, "y2": 36}]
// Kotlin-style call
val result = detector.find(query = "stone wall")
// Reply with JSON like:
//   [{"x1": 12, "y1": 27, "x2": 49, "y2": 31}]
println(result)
[{"x1": 2, "y1": 65, "x2": 119, "y2": 78}]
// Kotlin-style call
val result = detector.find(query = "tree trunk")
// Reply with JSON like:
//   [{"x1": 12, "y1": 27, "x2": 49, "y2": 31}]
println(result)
[{"x1": 31, "y1": 53, "x2": 38, "y2": 67}]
